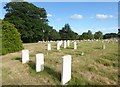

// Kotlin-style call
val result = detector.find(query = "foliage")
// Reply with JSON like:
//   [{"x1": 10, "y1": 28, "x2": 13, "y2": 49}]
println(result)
[
  {"x1": 59, "y1": 24, "x2": 78, "y2": 40},
  {"x1": 94, "y1": 31, "x2": 103, "y2": 39},
  {"x1": 43, "y1": 25, "x2": 61, "y2": 41},
  {"x1": 3, "y1": 2, "x2": 117, "y2": 42},
  {"x1": 118, "y1": 29, "x2": 120, "y2": 38},
  {"x1": 88, "y1": 30, "x2": 94, "y2": 39},
  {"x1": 103, "y1": 33, "x2": 118, "y2": 39},
  {"x1": 4, "y1": 2, "x2": 50, "y2": 43},
  {"x1": 4, "y1": 2, "x2": 62, "y2": 42},
  {"x1": 79, "y1": 32, "x2": 88, "y2": 40},
  {"x1": 2, "y1": 21, "x2": 23, "y2": 55},
  {"x1": 80, "y1": 30, "x2": 94, "y2": 40},
  {"x1": 48, "y1": 29, "x2": 61, "y2": 41},
  {"x1": 80, "y1": 30, "x2": 118, "y2": 40}
]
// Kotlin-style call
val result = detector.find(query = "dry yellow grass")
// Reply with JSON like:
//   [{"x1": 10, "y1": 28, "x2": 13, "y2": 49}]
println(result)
[{"x1": 1, "y1": 40, "x2": 118, "y2": 85}]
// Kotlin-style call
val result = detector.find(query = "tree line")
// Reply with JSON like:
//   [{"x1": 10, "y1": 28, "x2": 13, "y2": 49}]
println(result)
[
  {"x1": 3, "y1": 2, "x2": 118, "y2": 43},
  {"x1": 1, "y1": 2, "x2": 119, "y2": 55}
]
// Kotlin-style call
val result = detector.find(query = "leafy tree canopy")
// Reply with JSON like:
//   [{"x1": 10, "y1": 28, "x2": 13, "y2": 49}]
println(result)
[
  {"x1": 4, "y1": 2, "x2": 49, "y2": 43},
  {"x1": 80, "y1": 30, "x2": 94, "y2": 40},
  {"x1": 118, "y1": 29, "x2": 120, "y2": 38},
  {"x1": 59, "y1": 24, "x2": 78, "y2": 40},
  {"x1": 94, "y1": 31, "x2": 103, "y2": 39},
  {"x1": 103, "y1": 33, "x2": 118, "y2": 39}
]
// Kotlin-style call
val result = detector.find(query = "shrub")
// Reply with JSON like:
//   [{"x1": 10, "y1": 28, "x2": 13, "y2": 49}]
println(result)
[{"x1": 2, "y1": 21, "x2": 23, "y2": 55}]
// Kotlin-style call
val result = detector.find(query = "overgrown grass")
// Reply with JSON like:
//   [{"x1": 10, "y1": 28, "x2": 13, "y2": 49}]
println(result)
[{"x1": 2, "y1": 40, "x2": 118, "y2": 85}]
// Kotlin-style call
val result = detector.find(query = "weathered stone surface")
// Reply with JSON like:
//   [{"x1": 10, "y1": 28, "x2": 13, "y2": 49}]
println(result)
[
  {"x1": 36, "y1": 53, "x2": 44, "y2": 72},
  {"x1": 61, "y1": 55, "x2": 72, "y2": 85},
  {"x1": 22, "y1": 50, "x2": 29, "y2": 64}
]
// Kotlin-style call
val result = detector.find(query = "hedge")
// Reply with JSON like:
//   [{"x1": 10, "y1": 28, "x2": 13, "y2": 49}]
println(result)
[{"x1": 2, "y1": 21, "x2": 23, "y2": 55}]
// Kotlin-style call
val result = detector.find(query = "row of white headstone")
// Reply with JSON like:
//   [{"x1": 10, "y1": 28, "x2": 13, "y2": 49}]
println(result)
[
  {"x1": 48, "y1": 40, "x2": 105, "y2": 51},
  {"x1": 48, "y1": 40, "x2": 77, "y2": 51},
  {"x1": 22, "y1": 50, "x2": 72, "y2": 85}
]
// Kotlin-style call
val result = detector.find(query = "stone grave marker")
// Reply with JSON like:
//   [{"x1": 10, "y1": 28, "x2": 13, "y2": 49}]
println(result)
[
  {"x1": 48, "y1": 43, "x2": 51, "y2": 50},
  {"x1": 36, "y1": 53, "x2": 44, "y2": 72},
  {"x1": 74, "y1": 41, "x2": 77, "y2": 49},
  {"x1": 57, "y1": 42, "x2": 60, "y2": 50},
  {"x1": 61, "y1": 55, "x2": 72, "y2": 85},
  {"x1": 67, "y1": 40, "x2": 70, "y2": 47},
  {"x1": 22, "y1": 50, "x2": 29, "y2": 64}
]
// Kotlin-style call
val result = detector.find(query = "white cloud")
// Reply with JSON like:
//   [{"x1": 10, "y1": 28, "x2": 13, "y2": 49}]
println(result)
[
  {"x1": 96, "y1": 14, "x2": 114, "y2": 20},
  {"x1": 70, "y1": 14, "x2": 83, "y2": 20},
  {"x1": 47, "y1": 14, "x2": 52, "y2": 17}
]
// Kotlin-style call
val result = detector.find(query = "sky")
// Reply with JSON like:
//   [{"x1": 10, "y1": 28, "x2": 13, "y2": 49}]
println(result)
[{"x1": 0, "y1": 1, "x2": 118, "y2": 35}]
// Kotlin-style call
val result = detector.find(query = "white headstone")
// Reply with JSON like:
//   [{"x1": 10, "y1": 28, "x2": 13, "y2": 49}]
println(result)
[
  {"x1": 22, "y1": 50, "x2": 29, "y2": 64},
  {"x1": 67, "y1": 40, "x2": 70, "y2": 47},
  {"x1": 74, "y1": 41, "x2": 77, "y2": 49},
  {"x1": 48, "y1": 43, "x2": 51, "y2": 50},
  {"x1": 64, "y1": 41, "x2": 66, "y2": 48},
  {"x1": 57, "y1": 43, "x2": 60, "y2": 50},
  {"x1": 61, "y1": 55, "x2": 72, "y2": 85},
  {"x1": 102, "y1": 44, "x2": 105, "y2": 49},
  {"x1": 36, "y1": 53, "x2": 44, "y2": 72}
]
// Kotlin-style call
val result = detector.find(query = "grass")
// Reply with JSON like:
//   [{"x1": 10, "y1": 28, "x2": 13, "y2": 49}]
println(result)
[{"x1": 1, "y1": 40, "x2": 118, "y2": 85}]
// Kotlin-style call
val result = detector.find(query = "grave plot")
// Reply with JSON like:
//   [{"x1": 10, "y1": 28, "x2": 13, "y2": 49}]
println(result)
[{"x1": 2, "y1": 40, "x2": 118, "y2": 85}]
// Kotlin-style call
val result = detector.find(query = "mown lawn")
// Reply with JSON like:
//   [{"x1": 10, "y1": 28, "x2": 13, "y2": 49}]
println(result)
[{"x1": 1, "y1": 40, "x2": 118, "y2": 85}]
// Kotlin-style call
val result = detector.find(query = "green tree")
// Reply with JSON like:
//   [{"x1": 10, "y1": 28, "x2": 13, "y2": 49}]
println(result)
[
  {"x1": 49, "y1": 29, "x2": 61, "y2": 41},
  {"x1": 4, "y1": 2, "x2": 49, "y2": 43},
  {"x1": 43, "y1": 25, "x2": 61, "y2": 41},
  {"x1": 118, "y1": 29, "x2": 120, "y2": 38},
  {"x1": 59, "y1": 24, "x2": 78, "y2": 40},
  {"x1": 2, "y1": 21, "x2": 23, "y2": 55},
  {"x1": 80, "y1": 32, "x2": 88, "y2": 40},
  {"x1": 103, "y1": 33, "x2": 118, "y2": 39},
  {"x1": 87, "y1": 30, "x2": 94, "y2": 40},
  {"x1": 94, "y1": 31, "x2": 103, "y2": 39},
  {"x1": 80, "y1": 30, "x2": 93, "y2": 40}
]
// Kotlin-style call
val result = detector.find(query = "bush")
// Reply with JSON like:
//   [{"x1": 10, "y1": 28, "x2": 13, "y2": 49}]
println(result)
[{"x1": 2, "y1": 21, "x2": 23, "y2": 55}]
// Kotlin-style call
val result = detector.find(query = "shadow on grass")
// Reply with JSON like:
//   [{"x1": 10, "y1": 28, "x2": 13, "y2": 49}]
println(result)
[
  {"x1": 44, "y1": 66, "x2": 61, "y2": 83},
  {"x1": 28, "y1": 60, "x2": 36, "y2": 71},
  {"x1": 13, "y1": 57, "x2": 22, "y2": 62},
  {"x1": 94, "y1": 47, "x2": 101, "y2": 50},
  {"x1": 66, "y1": 47, "x2": 73, "y2": 49},
  {"x1": 67, "y1": 76, "x2": 89, "y2": 85},
  {"x1": 27, "y1": 60, "x2": 61, "y2": 83}
]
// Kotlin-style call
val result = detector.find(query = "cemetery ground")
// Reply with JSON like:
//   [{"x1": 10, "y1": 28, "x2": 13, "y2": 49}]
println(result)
[{"x1": 1, "y1": 40, "x2": 118, "y2": 85}]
